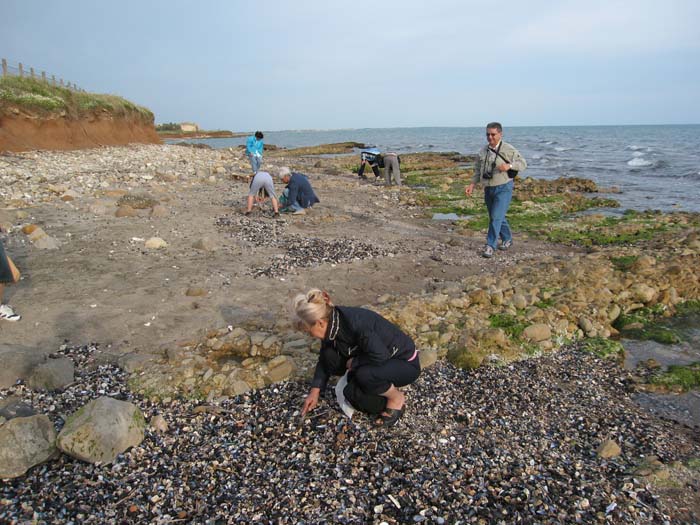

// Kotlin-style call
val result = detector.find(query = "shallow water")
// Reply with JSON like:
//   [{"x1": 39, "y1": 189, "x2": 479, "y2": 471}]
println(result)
[
  {"x1": 432, "y1": 212, "x2": 471, "y2": 221},
  {"x1": 623, "y1": 313, "x2": 700, "y2": 428}
]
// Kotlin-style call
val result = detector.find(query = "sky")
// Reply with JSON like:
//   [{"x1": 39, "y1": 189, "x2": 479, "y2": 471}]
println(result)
[{"x1": 2, "y1": 0, "x2": 699, "y2": 131}]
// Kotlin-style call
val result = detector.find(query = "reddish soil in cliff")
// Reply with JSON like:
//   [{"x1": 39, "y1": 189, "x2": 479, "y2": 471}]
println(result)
[{"x1": 0, "y1": 112, "x2": 161, "y2": 152}]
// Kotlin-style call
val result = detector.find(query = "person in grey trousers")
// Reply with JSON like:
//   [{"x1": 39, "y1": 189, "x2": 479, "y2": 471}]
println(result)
[{"x1": 383, "y1": 152, "x2": 401, "y2": 186}]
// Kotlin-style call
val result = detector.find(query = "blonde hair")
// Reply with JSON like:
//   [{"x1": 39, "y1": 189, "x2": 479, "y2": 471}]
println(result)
[{"x1": 291, "y1": 288, "x2": 333, "y2": 330}]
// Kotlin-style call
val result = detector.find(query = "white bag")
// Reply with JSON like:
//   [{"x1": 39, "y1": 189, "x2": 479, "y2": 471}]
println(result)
[{"x1": 334, "y1": 371, "x2": 355, "y2": 420}]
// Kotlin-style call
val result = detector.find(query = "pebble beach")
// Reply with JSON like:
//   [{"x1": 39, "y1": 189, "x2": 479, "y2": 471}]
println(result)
[{"x1": 2, "y1": 342, "x2": 698, "y2": 524}]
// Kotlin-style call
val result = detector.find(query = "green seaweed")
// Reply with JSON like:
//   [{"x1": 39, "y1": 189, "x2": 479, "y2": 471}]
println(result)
[
  {"x1": 650, "y1": 362, "x2": 700, "y2": 391},
  {"x1": 611, "y1": 255, "x2": 639, "y2": 271},
  {"x1": 579, "y1": 337, "x2": 625, "y2": 360},
  {"x1": 489, "y1": 313, "x2": 526, "y2": 338}
]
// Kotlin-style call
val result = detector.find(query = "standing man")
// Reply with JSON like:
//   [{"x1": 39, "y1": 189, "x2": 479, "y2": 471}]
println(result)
[
  {"x1": 465, "y1": 122, "x2": 526, "y2": 258},
  {"x1": 278, "y1": 167, "x2": 320, "y2": 215},
  {"x1": 245, "y1": 131, "x2": 264, "y2": 174}
]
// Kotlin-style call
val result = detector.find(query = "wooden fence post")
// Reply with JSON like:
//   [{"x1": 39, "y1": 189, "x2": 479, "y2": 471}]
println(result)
[
  {"x1": 1, "y1": 59, "x2": 7, "y2": 77},
  {"x1": 42, "y1": 71, "x2": 46, "y2": 82},
  {"x1": 30, "y1": 67, "x2": 35, "y2": 79},
  {"x1": 52, "y1": 75, "x2": 56, "y2": 86},
  {"x1": 18, "y1": 63, "x2": 24, "y2": 77},
  {"x1": 59, "y1": 78, "x2": 64, "y2": 86}
]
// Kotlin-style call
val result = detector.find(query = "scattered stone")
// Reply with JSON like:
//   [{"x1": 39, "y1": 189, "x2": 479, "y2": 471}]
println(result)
[
  {"x1": 150, "y1": 414, "x2": 168, "y2": 433},
  {"x1": 192, "y1": 236, "x2": 217, "y2": 251},
  {"x1": 597, "y1": 439, "x2": 622, "y2": 458},
  {"x1": 144, "y1": 237, "x2": 167, "y2": 249},
  {"x1": 27, "y1": 357, "x2": 75, "y2": 391},
  {"x1": 0, "y1": 415, "x2": 58, "y2": 479},
  {"x1": 57, "y1": 396, "x2": 146, "y2": 464},
  {"x1": 115, "y1": 205, "x2": 138, "y2": 218},
  {"x1": 0, "y1": 345, "x2": 46, "y2": 388},
  {"x1": 185, "y1": 287, "x2": 208, "y2": 297},
  {"x1": 522, "y1": 323, "x2": 551, "y2": 342}
]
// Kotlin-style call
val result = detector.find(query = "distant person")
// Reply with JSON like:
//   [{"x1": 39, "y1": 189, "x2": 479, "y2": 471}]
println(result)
[
  {"x1": 0, "y1": 240, "x2": 21, "y2": 321},
  {"x1": 357, "y1": 148, "x2": 381, "y2": 180},
  {"x1": 382, "y1": 152, "x2": 402, "y2": 186},
  {"x1": 245, "y1": 131, "x2": 264, "y2": 174},
  {"x1": 245, "y1": 170, "x2": 280, "y2": 217},
  {"x1": 293, "y1": 288, "x2": 420, "y2": 428},
  {"x1": 278, "y1": 167, "x2": 320, "y2": 215},
  {"x1": 465, "y1": 122, "x2": 527, "y2": 258}
]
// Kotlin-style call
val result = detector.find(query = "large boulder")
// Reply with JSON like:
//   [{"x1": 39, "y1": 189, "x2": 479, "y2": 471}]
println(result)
[
  {"x1": 28, "y1": 357, "x2": 75, "y2": 391},
  {"x1": 0, "y1": 415, "x2": 58, "y2": 479},
  {"x1": 57, "y1": 397, "x2": 146, "y2": 464}
]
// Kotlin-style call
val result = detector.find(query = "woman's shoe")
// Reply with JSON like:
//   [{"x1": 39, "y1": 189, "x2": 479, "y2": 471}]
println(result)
[{"x1": 375, "y1": 406, "x2": 404, "y2": 428}]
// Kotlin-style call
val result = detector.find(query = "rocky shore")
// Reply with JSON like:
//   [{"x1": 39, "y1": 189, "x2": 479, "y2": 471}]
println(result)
[{"x1": 1, "y1": 143, "x2": 699, "y2": 523}]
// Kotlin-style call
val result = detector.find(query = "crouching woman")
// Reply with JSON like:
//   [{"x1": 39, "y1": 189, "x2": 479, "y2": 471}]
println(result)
[{"x1": 292, "y1": 288, "x2": 420, "y2": 427}]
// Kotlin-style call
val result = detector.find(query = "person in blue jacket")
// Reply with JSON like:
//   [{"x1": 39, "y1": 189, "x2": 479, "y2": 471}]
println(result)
[
  {"x1": 278, "y1": 167, "x2": 320, "y2": 215},
  {"x1": 245, "y1": 131, "x2": 264, "y2": 174},
  {"x1": 292, "y1": 288, "x2": 420, "y2": 428}
]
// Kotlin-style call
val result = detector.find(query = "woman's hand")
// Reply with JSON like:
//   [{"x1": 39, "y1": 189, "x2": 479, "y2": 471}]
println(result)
[{"x1": 301, "y1": 388, "x2": 320, "y2": 416}]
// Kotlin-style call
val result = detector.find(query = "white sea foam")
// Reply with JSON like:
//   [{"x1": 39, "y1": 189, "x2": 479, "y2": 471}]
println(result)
[
  {"x1": 628, "y1": 145, "x2": 642, "y2": 150},
  {"x1": 627, "y1": 157, "x2": 653, "y2": 167},
  {"x1": 632, "y1": 151, "x2": 644, "y2": 157}
]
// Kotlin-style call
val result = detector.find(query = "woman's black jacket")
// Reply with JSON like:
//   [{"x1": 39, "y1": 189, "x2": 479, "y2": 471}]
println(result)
[{"x1": 310, "y1": 306, "x2": 415, "y2": 390}]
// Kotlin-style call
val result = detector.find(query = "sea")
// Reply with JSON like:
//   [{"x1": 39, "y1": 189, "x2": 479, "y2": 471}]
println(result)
[{"x1": 175, "y1": 125, "x2": 700, "y2": 213}]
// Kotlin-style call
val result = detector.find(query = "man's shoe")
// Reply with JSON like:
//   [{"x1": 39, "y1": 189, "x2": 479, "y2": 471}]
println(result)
[
  {"x1": 498, "y1": 239, "x2": 513, "y2": 251},
  {"x1": 482, "y1": 245, "x2": 494, "y2": 258},
  {"x1": 0, "y1": 304, "x2": 21, "y2": 321},
  {"x1": 292, "y1": 209, "x2": 306, "y2": 215}
]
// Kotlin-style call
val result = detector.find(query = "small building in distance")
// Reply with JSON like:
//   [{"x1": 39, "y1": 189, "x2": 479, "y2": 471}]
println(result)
[{"x1": 180, "y1": 122, "x2": 199, "y2": 132}]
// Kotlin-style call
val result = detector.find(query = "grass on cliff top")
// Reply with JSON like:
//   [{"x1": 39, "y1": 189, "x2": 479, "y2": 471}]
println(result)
[{"x1": 0, "y1": 76, "x2": 153, "y2": 121}]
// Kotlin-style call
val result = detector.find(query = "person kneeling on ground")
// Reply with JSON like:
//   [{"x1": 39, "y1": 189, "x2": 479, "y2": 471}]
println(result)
[
  {"x1": 245, "y1": 170, "x2": 280, "y2": 217},
  {"x1": 293, "y1": 288, "x2": 420, "y2": 427},
  {"x1": 0, "y1": 240, "x2": 21, "y2": 321},
  {"x1": 278, "y1": 167, "x2": 320, "y2": 215}
]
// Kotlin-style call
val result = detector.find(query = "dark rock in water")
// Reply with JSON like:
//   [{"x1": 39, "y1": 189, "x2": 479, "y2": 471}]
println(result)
[{"x1": 173, "y1": 141, "x2": 212, "y2": 149}]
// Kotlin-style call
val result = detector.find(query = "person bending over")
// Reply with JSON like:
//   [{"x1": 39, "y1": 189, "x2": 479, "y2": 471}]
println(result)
[
  {"x1": 357, "y1": 148, "x2": 381, "y2": 180},
  {"x1": 278, "y1": 167, "x2": 320, "y2": 215},
  {"x1": 292, "y1": 288, "x2": 420, "y2": 427},
  {"x1": 245, "y1": 170, "x2": 280, "y2": 217}
]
